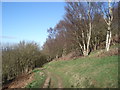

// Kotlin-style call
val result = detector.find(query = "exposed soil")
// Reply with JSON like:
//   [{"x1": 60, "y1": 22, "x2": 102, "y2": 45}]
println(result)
[
  {"x1": 2, "y1": 72, "x2": 34, "y2": 89},
  {"x1": 2, "y1": 69, "x2": 63, "y2": 89},
  {"x1": 42, "y1": 71, "x2": 51, "y2": 88},
  {"x1": 56, "y1": 51, "x2": 81, "y2": 61}
]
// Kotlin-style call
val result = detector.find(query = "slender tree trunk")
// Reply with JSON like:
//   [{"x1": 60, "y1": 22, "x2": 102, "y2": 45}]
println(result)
[
  {"x1": 86, "y1": 20, "x2": 92, "y2": 55},
  {"x1": 106, "y1": 25, "x2": 111, "y2": 51},
  {"x1": 56, "y1": 54, "x2": 58, "y2": 59},
  {"x1": 105, "y1": 13, "x2": 111, "y2": 51},
  {"x1": 62, "y1": 44, "x2": 67, "y2": 57},
  {"x1": 81, "y1": 30, "x2": 88, "y2": 56},
  {"x1": 105, "y1": 0, "x2": 113, "y2": 51},
  {"x1": 94, "y1": 37, "x2": 97, "y2": 50},
  {"x1": 86, "y1": 2, "x2": 92, "y2": 56},
  {"x1": 25, "y1": 67, "x2": 28, "y2": 73}
]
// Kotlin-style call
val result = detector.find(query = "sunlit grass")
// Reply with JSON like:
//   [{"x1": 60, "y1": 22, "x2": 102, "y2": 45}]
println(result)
[{"x1": 44, "y1": 55, "x2": 118, "y2": 88}]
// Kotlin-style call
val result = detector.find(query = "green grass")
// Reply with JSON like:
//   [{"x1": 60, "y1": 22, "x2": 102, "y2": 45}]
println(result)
[
  {"x1": 44, "y1": 55, "x2": 118, "y2": 88},
  {"x1": 49, "y1": 73, "x2": 59, "y2": 88},
  {"x1": 26, "y1": 69, "x2": 46, "y2": 88},
  {"x1": 25, "y1": 46, "x2": 119, "y2": 88},
  {"x1": 32, "y1": 68, "x2": 42, "y2": 73}
]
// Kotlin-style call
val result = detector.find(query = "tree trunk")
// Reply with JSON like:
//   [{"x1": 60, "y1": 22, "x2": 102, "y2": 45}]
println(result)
[
  {"x1": 86, "y1": 21, "x2": 92, "y2": 55},
  {"x1": 105, "y1": 0, "x2": 113, "y2": 51},
  {"x1": 56, "y1": 54, "x2": 58, "y2": 59},
  {"x1": 94, "y1": 37, "x2": 97, "y2": 50},
  {"x1": 86, "y1": 2, "x2": 92, "y2": 56},
  {"x1": 83, "y1": 50, "x2": 88, "y2": 56},
  {"x1": 62, "y1": 44, "x2": 67, "y2": 57},
  {"x1": 106, "y1": 30, "x2": 109, "y2": 51},
  {"x1": 25, "y1": 66, "x2": 29, "y2": 73},
  {"x1": 106, "y1": 30, "x2": 112, "y2": 51}
]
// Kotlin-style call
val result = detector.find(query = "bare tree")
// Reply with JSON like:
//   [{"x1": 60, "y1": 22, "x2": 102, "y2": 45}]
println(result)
[
  {"x1": 64, "y1": 2, "x2": 96, "y2": 56},
  {"x1": 98, "y1": 1, "x2": 114, "y2": 51},
  {"x1": 105, "y1": 0, "x2": 114, "y2": 51}
]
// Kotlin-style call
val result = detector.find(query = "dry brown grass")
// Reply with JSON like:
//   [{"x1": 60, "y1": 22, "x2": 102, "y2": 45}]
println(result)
[
  {"x1": 2, "y1": 72, "x2": 34, "y2": 89},
  {"x1": 97, "y1": 48, "x2": 118, "y2": 57}
]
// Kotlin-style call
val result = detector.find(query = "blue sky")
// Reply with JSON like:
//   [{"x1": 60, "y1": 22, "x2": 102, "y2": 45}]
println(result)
[{"x1": 2, "y1": 2, "x2": 66, "y2": 46}]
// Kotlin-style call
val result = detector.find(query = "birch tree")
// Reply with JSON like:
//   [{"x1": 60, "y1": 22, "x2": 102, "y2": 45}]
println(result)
[
  {"x1": 86, "y1": 2, "x2": 92, "y2": 56},
  {"x1": 105, "y1": 0, "x2": 114, "y2": 51},
  {"x1": 98, "y1": 1, "x2": 114, "y2": 51},
  {"x1": 64, "y1": 2, "x2": 96, "y2": 56}
]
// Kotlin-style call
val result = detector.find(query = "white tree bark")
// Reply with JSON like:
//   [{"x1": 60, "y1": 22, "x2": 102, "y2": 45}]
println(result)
[
  {"x1": 81, "y1": 30, "x2": 87, "y2": 56},
  {"x1": 79, "y1": 2, "x2": 92, "y2": 56},
  {"x1": 105, "y1": 0, "x2": 113, "y2": 51},
  {"x1": 86, "y1": 2, "x2": 92, "y2": 56}
]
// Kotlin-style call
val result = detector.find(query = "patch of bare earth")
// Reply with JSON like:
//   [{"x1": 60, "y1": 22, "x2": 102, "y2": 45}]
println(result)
[
  {"x1": 53, "y1": 51, "x2": 82, "y2": 61},
  {"x1": 3, "y1": 72, "x2": 34, "y2": 89},
  {"x1": 42, "y1": 71, "x2": 51, "y2": 88}
]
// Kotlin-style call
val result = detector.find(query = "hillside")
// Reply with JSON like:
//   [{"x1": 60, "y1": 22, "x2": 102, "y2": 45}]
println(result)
[
  {"x1": 4, "y1": 46, "x2": 119, "y2": 89},
  {"x1": 2, "y1": 1, "x2": 119, "y2": 89},
  {"x1": 42, "y1": 48, "x2": 118, "y2": 88},
  {"x1": 43, "y1": 55, "x2": 118, "y2": 88}
]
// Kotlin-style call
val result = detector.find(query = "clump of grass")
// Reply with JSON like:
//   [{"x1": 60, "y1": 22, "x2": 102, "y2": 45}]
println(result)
[
  {"x1": 26, "y1": 70, "x2": 46, "y2": 88},
  {"x1": 32, "y1": 68, "x2": 41, "y2": 73}
]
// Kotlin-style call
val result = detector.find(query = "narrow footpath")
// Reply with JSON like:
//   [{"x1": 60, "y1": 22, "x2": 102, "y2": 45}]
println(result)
[{"x1": 42, "y1": 70, "x2": 63, "y2": 88}]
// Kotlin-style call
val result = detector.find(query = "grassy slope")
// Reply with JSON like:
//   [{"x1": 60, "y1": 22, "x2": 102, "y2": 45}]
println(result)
[
  {"x1": 43, "y1": 54, "x2": 118, "y2": 88},
  {"x1": 25, "y1": 45, "x2": 119, "y2": 88}
]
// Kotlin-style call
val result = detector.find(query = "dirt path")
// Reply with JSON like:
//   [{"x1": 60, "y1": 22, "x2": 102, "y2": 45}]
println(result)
[
  {"x1": 42, "y1": 71, "x2": 51, "y2": 88},
  {"x1": 42, "y1": 70, "x2": 63, "y2": 88}
]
